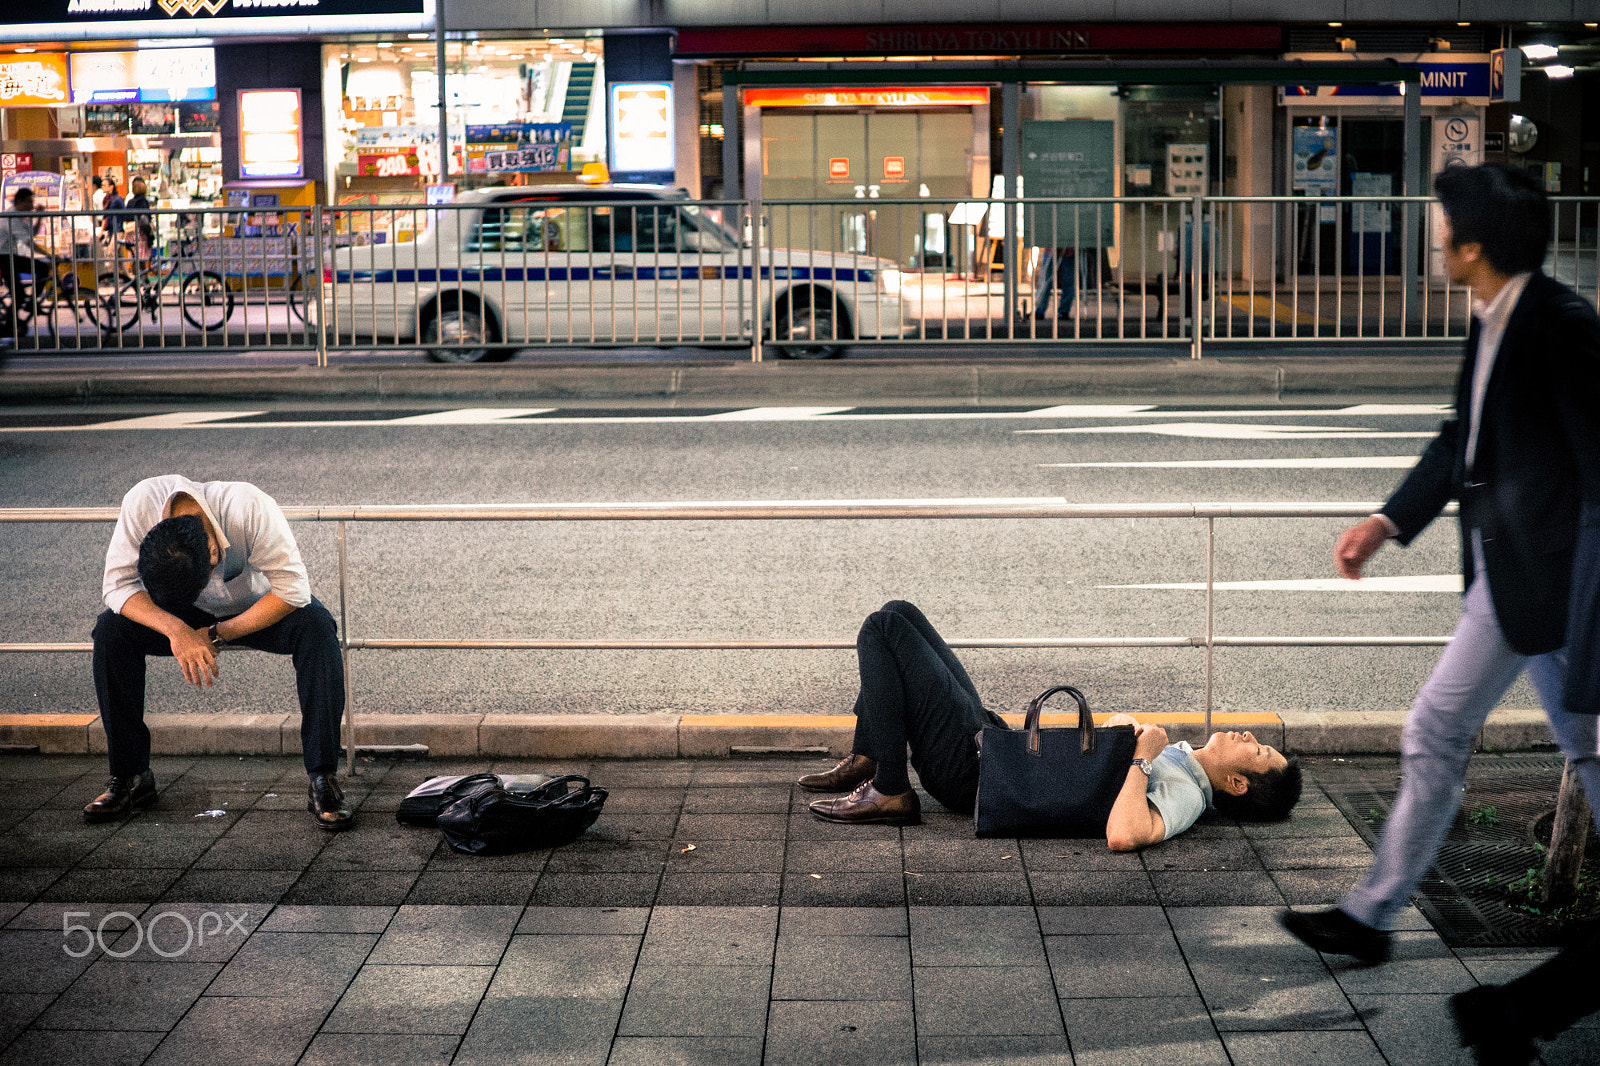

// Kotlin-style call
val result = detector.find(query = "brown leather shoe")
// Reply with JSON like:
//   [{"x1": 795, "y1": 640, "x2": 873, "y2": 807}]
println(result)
[
  {"x1": 809, "y1": 781, "x2": 921, "y2": 826},
  {"x1": 308, "y1": 772, "x2": 355, "y2": 831},
  {"x1": 83, "y1": 770, "x2": 157, "y2": 824},
  {"x1": 798, "y1": 753, "x2": 877, "y2": 793}
]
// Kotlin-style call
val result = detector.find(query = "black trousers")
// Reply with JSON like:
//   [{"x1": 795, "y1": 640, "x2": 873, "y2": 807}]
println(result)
[
  {"x1": 92, "y1": 597, "x2": 345, "y2": 776},
  {"x1": 851, "y1": 601, "x2": 1007, "y2": 813}
]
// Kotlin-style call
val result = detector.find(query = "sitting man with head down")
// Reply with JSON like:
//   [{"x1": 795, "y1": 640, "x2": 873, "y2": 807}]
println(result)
[
  {"x1": 800, "y1": 601, "x2": 1303, "y2": 847},
  {"x1": 85, "y1": 476, "x2": 354, "y2": 831}
]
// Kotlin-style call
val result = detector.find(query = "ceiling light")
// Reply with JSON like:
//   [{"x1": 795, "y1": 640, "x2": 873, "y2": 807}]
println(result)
[
  {"x1": 1521, "y1": 44, "x2": 1560, "y2": 61},
  {"x1": 408, "y1": 32, "x2": 429, "y2": 40},
  {"x1": 356, "y1": 56, "x2": 373, "y2": 62},
  {"x1": 1327, "y1": 22, "x2": 1341, "y2": 28},
  {"x1": 1545, "y1": 64, "x2": 1576, "y2": 79},
  {"x1": 15, "y1": 47, "x2": 36, "y2": 53}
]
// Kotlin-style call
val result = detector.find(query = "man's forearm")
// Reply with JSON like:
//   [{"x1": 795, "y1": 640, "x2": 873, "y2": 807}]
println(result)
[
  {"x1": 215, "y1": 593, "x2": 295, "y2": 642},
  {"x1": 1105, "y1": 768, "x2": 1164, "y2": 851},
  {"x1": 118, "y1": 591, "x2": 191, "y2": 640}
]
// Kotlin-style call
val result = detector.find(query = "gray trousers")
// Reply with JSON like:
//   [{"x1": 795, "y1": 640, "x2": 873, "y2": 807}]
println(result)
[{"x1": 1342, "y1": 534, "x2": 1600, "y2": 930}]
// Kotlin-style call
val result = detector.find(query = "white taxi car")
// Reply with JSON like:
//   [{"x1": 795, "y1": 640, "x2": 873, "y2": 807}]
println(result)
[{"x1": 320, "y1": 185, "x2": 907, "y2": 361}]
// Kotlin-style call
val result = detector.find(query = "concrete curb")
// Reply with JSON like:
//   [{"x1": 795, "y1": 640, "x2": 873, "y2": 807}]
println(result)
[
  {"x1": 0, "y1": 355, "x2": 1460, "y2": 406},
  {"x1": 0, "y1": 708, "x2": 1557, "y2": 759}
]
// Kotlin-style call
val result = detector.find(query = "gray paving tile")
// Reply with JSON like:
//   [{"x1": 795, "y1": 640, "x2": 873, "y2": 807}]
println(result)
[
  {"x1": 597, "y1": 790, "x2": 687, "y2": 815},
  {"x1": 772, "y1": 934, "x2": 912, "y2": 1000},
  {"x1": 902, "y1": 839, "x2": 1025, "y2": 873},
  {"x1": 159, "y1": 869, "x2": 300, "y2": 904},
  {"x1": 1019, "y1": 840, "x2": 1145, "y2": 871},
  {"x1": 780, "y1": 907, "x2": 907, "y2": 937},
  {"x1": 1141, "y1": 837, "x2": 1263, "y2": 872},
  {"x1": 1269, "y1": 868, "x2": 1364, "y2": 905},
  {"x1": 533, "y1": 872, "x2": 662, "y2": 908},
  {"x1": 917, "y1": 1034, "x2": 1074, "y2": 1065},
  {"x1": 0, "y1": 809, "x2": 120, "y2": 867},
  {"x1": 1027, "y1": 871, "x2": 1159, "y2": 906},
  {"x1": 144, "y1": 994, "x2": 328, "y2": 1066},
  {"x1": 76, "y1": 818, "x2": 230, "y2": 869},
  {"x1": 1168, "y1": 907, "x2": 1359, "y2": 1031},
  {"x1": 664, "y1": 841, "x2": 785, "y2": 872},
  {"x1": 0, "y1": 929, "x2": 97, "y2": 993},
  {"x1": 784, "y1": 840, "x2": 903, "y2": 874},
  {"x1": 368, "y1": 904, "x2": 522, "y2": 965},
  {"x1": 1062, "y1": 996, "x2": 1227, "y2": 1066},
  {"x1": 543, "y1": 841, "x2": 673, "y2": 874},
  {"x1": 190, "y1": 811, "x2": 334, "y2": 869},
  {"x1": 425, "y1": 843, "x2": 552, "y2": 872},
  {"x1": 282, "y1": 869, "x2": 421, "y2": 906},
  {"x1": 1150, "y1": 871, "x2": 1285, "y2": 906},
  {"x1": 260, "y1": 905, "x2": 396, "y2": 934},
  {"x1": 0, "y1": 867, "x2": 63, "y2": 903},
  {"x1": 0, "y1": 1029, "x2": 164, "y2": 1066},
  {"x1": 781, "y1": 872, "x2": 906, "y2": 907},
  {"x1": 5, "y1": 901, "x2": 145, "y2": 931},
  {"x1": 40, "y1": 867, "x2": 184, "y2": 904},
  {"x1": 299, "y1": 1033, "x2": 459, "y2": 1066},
  {"x1": 1251, "y1": 837, "x2": 1375, "y2": 869},
  {"x1": 913, "y1": 966, "x2": 1062, "y2": 1035},
  {"x1": 1456, "y1": 951, "x2": 1557, "y2": 985},
  {"x1": 1540, "y1": 1027, "x2": 1600, "y2": 1064},
  {"x1": 404, "y1": 872, "x2": 536, "y2": 906},
  {"x1": 910, "y1": 906, "x2": 1045, "y2": 966},
  {"x1": 487, "y1": 934, "x2": 642, "y2": 998},
  {"x1": 1328, "y1": 930, "x2": 1475, "y2": 994},
  {"x1": 324, "y1": 963, "x2": 494, "y2": 1034},
  {"x1": 456, "y1": 995, "x2": 622, "y2": 1066},
  {"x1": 38, "y1": 958, "x2": 220, "y2": 1031},
  {"x1": 1046, "y1": 932, "x2": 1197, "y2": 997},
  {"x1": 656, "y1": 872, "x2": 781, "y2": 906},
  {"x1": 517, "y1": 907, "x2": 652, "y2": 935},
  {"x1": 638, "y1": 906, "x2": 777, "y2": 967},
  {"x1": 681, "y1": 787, "x2": 791, "y2": 814},
  {"x1": 1348, "y1": 992, "x2": 1477, "y2": 1066},
  {"x1": 208, "y1": 931, "x2": 377, "y2": 998},
  {"x1": 606, "y1": 1037, "x2": 761, "y2": 1066},
  {"x1": 674, "y1": 814, "x2": 787, "y2": 840},
  {"x1": 764, "y1": 999, "x2": 915, "y2": 1066},
  {"x1": 1037, "y1": 906, "x2": 1170, "y2": 935},
  {"x1": 307, "y1": 821, "x2": 442, "y2": 872},
  {"x1": 102, "y1": 902, "x2": 266, "y2": 962},
  {"x1": 1222, "y1": 1031, "x2": 1387, "y2": 1066},
  {"x1": 0, "y1": 993, "x2": 54, "y2": 1046},
  {"x1": 1242, "y1": 808, "x2": 1363, "y2": 839},
  {"x1": 618, "y1": 965, "x2": 770, "y2": 1036},
  {"x1": 904, "y1": 871, "x2": 1031, "y2": 906}
]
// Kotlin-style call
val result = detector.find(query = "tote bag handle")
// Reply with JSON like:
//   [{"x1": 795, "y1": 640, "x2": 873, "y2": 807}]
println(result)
[{"x1": 1023, "y1": 685, "x2": 1094, "y2": 757}]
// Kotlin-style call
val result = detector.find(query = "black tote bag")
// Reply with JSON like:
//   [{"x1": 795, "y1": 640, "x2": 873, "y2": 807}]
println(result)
[{"x1": 973, "y1": 684, "x2": 1138, "y2": 838}]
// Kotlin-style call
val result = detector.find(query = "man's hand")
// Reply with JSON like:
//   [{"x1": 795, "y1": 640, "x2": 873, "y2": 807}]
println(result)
[
  {"x1": 1133, "y1": 723, "x2": 1168, "y2": 761},
  {"x1": 1334, "y1": 516, "x2": 1392, "y2": 580},
  {"x1": 1104, "y1": 713, "x2": 1139, "y2": 728},
  {"x1": 170, "y1": 625, "x2": 219, "y2": 688}
]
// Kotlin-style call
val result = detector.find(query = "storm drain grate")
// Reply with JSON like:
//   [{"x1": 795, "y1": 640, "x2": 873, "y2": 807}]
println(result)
[{"x1": 1318, "y1": 753, "x2": 1591, "y2": 947}]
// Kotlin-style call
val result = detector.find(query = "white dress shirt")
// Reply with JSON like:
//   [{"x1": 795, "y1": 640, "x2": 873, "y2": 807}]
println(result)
[
  {"x1": 103, "y1": 475, "x2": 311, "y2": 617},
  {"x1": 1465, "y1": 271, "x2": 1533, "y2": 472}
]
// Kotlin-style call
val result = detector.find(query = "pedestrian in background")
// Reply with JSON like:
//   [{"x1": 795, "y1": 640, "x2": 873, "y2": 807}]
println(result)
[{"x1": 1279, "y1": 165, "x2": 1600, "y2": 982}]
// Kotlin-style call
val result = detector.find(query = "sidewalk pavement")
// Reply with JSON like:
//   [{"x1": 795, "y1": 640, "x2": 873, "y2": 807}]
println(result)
[
  {"x1": 2, "y1": 752, "x2": 1593, "y2": 1066},
  {"x1": 0, "y1": 352, "x2": 1458, "y2": 407}
]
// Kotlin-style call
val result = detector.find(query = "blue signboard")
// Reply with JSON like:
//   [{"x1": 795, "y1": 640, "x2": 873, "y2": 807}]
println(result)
[{"x1": 1283, "y1": 61, "x2": 1492, "y2": 102}]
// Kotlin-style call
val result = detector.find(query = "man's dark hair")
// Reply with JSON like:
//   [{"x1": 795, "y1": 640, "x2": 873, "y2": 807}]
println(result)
[
  {"x1": 1212, "y1": 755, "x2": 1303, "y2": 822},
  {"x1": 137, "y1": 515, "x2": 211, "y2": 613},
  {"x1": 1434, "y1": 163, "x2": 1550, "y2": 276},
  {"x1": 12, "y1": 188, "x2": 32, "y2": 208}
]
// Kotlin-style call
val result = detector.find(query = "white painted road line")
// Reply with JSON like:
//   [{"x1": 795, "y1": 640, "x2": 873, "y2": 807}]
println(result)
[
  {"x1": 1102, "y1": 575, "x2": 1463, "y2": 592},
  {"x1": 701, "y1": 406, "x2": 856, "y2": 420},
  {"x1": 384, "y1": 408, "x2": 557, "y2": 424},
  {"x1": 81, "y1": 411, "x2": 269, "y2": 430},
  {"x1": 1042, "y1": 456, "x2": 1422, "y2": 469},
  {"x1": 1019, "y1": 423, "x2": 1437, "y2": 439}
]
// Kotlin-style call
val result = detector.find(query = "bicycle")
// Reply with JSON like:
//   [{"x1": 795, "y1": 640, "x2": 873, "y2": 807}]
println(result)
[
  {"x1": 100, "y1": 236, "x2": 233, "y2": 333},
  {"x1": 1, "y1": 260, "x2": 115, "y2": 341}
]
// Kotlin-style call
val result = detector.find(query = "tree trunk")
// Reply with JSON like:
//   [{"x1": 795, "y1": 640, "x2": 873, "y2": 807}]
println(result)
[{"x1": 1541, "y1": 760, "x2": 1591, "y2": 909}]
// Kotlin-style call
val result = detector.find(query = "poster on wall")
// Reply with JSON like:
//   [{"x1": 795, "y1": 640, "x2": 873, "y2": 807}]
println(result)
[
  {"x1": 0, "y1": 53, "x2": 70, "y2": 107},
  {"x1": 130, "y1": 103, "x2": 178, "y2": 136},
  {"x1": 85, "y1": 106, "x2": 131, "y2": 137},
  {"x1": 609, "y1": 82, "x2": 673, "y2": 174},
  {"x1": 179, "y1": 101, "x2": 221, "y2": 134},
  {"x1": 239, "y1": 89, "x2": 303, "y2": 179},
  {"x1": 1019, "y1": 120, "x2": 1115, "y2": 247},
  {"x1": 1292, "y1": 126, "x2": 1338, "y2": 196}
]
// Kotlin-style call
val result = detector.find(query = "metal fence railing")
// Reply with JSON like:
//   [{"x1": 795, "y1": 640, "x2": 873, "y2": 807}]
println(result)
[
  {"x1": 5, "y1": 195, "x2": 1598, "y2": 360},
  {"x1": 1, "y1": 499, "x2": 1460, "y2": 772}
]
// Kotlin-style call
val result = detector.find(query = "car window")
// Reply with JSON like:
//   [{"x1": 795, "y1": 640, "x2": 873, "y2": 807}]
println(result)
[
  {"x1": 587, "y1": 203, "x2": 684, "y2": 254},
  {"x1": 469, "y1": 204, "x2": 589, "y2": 253}
]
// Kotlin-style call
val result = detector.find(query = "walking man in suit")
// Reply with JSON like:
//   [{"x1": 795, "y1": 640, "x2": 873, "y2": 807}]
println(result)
[{"x1": 1279, "y1": 164, "x2": 1600, "y2": 1001}]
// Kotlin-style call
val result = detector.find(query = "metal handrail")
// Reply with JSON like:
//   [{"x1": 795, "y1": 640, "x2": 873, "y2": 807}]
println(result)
[{"x1": 0, "y1": 499, "x2": 1461, "y2": 771}]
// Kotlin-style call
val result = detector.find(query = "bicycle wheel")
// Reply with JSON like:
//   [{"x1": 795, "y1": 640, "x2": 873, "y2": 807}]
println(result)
[
  {"x1": 285, "y1": 273, "x2": 308, "y2": 323},
  {"x1": 180, "y1": 271, "x2": 233, "y2": 331},
  {"x1": 102, "y1": 279, "x2": 142, "y2": 332}
]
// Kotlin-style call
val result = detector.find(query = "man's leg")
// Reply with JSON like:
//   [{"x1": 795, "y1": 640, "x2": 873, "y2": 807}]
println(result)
[
  {"x1": 1527, "y1": 648, "x2": 1600, "y2": 837},
  {"x1": 232, "y1": 598, "x2": 344, "y2": 774},
  {"x1": 92, "y1": 607, "x2": 193, "y2": 777},
  {"x1": 1339, "y1": 570, "x2": 1528, "y2": 930},
  {"x1": 851, "y1": 605, "x2": 988, "y2": 811}
]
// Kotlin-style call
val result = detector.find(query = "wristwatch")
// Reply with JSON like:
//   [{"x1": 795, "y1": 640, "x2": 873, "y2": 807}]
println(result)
[
  {"x1": 207, "y1": 623, "x2": 227, "y2": 650},
  {"x1": 1131, "y1": 758, "x2": 1154, "y2": 777}
]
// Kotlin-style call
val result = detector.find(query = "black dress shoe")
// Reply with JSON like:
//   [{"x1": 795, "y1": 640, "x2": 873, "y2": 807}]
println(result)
[
  {"x1": 307, "y1": 772, "x2": 355, "y2": 831},
  {"x1": 1451, "y1": 985, "x2": 1538, "y2": 1066},
  {"x1": 809, "y1": 781, "x2": 921, "y2": 826},
  {"x1": 798, "y1": 753, "x2": 877, "y2": 793},
  {"x1": 1278, "y1": 907, "x2": 1392, "y2": 964},
  {"x1": 83, "y1": 770, "x2": 157, "y2": 823}
]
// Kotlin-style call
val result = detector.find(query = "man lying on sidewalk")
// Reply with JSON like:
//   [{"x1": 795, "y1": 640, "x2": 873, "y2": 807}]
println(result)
[
  {"x1": 798, "y1": 600, "x2": 1302, "y2": 846},
  {"x1": 84, "y1": 475, "x2": 354, "y2": 831}
]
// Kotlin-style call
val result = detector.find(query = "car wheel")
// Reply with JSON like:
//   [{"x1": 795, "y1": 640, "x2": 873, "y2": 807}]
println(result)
[
  {"x1": 774, "y1": 296, "x2": 844, "y2": 359},
  {"x1": 425, "y1": 306, "x2": 492, "y2": 363}
]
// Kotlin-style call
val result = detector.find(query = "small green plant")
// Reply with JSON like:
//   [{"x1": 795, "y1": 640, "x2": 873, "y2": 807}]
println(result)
[
  {"x1": 1365, "y1": 808, "x2": 1384, "y2": 824},
  {"x1": 1501, "y1": 842, "x2": 1600, "y2": 921},
  {"x1": 1469, "y1": 805, "x2": 1500, "y2": 828}
]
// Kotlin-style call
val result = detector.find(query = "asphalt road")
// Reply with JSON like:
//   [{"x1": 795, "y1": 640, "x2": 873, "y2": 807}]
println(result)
[{"x1": 1, "y1": 399, "x2": 1520, "y2": 724}]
